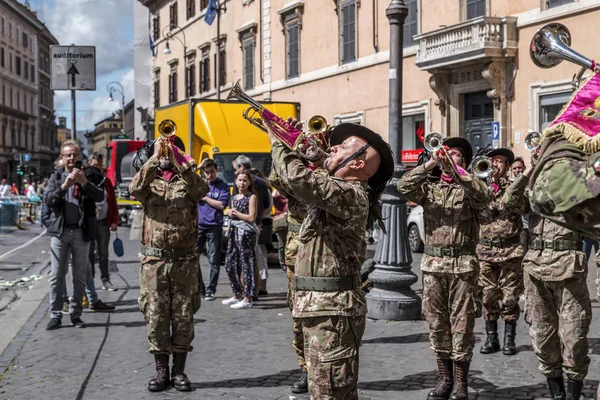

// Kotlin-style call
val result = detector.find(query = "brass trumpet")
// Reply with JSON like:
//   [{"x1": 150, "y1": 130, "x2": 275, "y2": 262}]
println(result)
[
  {"x1": 470, "y1": 155, "x2": 493, "y2": 179},
  {"x1": 424, "y1": 132, "x2": 443, "y2": 152},
  {"x1": 158, "y1": 119, "x2": 176, "y2": 138},
  {"x1": 524, "y1": 131, "x2": 542, "y2": 151},
  {"x1": 227, "y1": 80, "x2": 329, "y2": 161}
]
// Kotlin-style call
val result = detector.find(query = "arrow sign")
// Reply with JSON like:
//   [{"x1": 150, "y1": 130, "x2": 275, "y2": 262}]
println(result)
[{"x1": 67, "y1": 63, "x2": 79, "y2": 88}]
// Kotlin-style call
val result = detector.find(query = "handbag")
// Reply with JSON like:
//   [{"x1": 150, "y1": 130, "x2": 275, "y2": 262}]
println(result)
[{"x1": 113, "y1": 232, "x2": 124, "y2": 257}]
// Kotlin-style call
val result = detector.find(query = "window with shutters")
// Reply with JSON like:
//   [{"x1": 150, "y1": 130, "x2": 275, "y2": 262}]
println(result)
[
  {"x1": 1, "y1": 17, "x2": 4, "y2": 36},
  {"x1": 199, "y1": 48, "x2": 210, "y2": 92},
  {"x1": 30, "y1": 64, "x2": 34, "y2": 82},
  {"x1": 187, "y1": 64, "x2": 196, "y2": 97},
  {"x1": 170, "y1": 2, "x2": 178, "y2": 29},
  {"x1": 24, "y1": 60, "x2": 28, "y2": 79},
  {"x1": 242, "y1": 34, "x2": 254, "y2": 90},
  {"x1": 153, "y1": 15, "x2": 160, "y2": 41},
  {"x1": 169, "y1": 67, "x2": 178, "y2": 103},
  {"x1": 546, "y1": 0, "x2": 573, "y2": 9},
  {"x1": 214, "y1": 47, "x2": 226, "y2": 89},
  {"x1": 403, "y1": 0, "x2": 418, "y2": 47},
  {"x1": 23, "y1": 32, "x2": 28, "y2": 48},
  {"x1": 187, "y1": 0, "x2": 195, "y2": 19},
  {"x1": 340, "y1": 0, "x2": 356, "y2": 64},
  {"x1": 200, "y1": 0, "x2": 209, "y2": 9},
  {"x1": 154, "y1": 77, "x2": 160, "y2": 108},
  {"x1": 9, "y1": 52, "x2": 12, "y2": 72},
  {"x1": 286, "y1": 20, "x2": 300, "y2": 79},
  {"x1": 466, "y1": 0, "x2": 486, "y2": 20},
  {"x1": 0, "y1": 47, "x2": 4, "y2": 68},
  {"x1": 15, "y1": 56, "x2": 20, "y2": 76}
]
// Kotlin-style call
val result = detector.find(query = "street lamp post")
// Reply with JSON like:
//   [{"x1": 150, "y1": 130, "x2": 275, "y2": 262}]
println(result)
[
  {"x1": 162, "y1": 25, "x2": 187, "y2": 100},
  {"x1": 107, "y1": 81, "x2": 127, "y2": 137},
  {"x1": 365, "y1": 0, "x2": 422, "y2": 321}
]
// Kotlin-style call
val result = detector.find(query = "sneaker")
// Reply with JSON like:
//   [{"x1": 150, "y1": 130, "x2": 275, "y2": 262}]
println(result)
[
  {"x1": 46, "y1": 318, "x2": 61, "y2": 330},
  {"x1": 89, "y1": 299, "x2": 115, "y2": 312},
  {"x1": 204, "y1": 293, "x2": 216, "y2": 301},
  {"x1": 61, "y1": 301, "x2": 70, "y2": 315},
  {"x1": 102, "y1": 280, "x2": 117, "y2": 291},
  {"x1": 71, "y1": 317, "x2": 85, "y2": 328},
  {"x1": 82, "y1": 294, "x2": 89, "y2": 308},
  {"x1": 222, "y1": 296, "x2": 241, "y2": 305},
  {"x1": 231, "y1": 300, "x2": 252, "y2": 309}
]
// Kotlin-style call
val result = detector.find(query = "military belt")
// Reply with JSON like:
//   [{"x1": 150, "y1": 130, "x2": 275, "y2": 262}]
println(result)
[
  {"x1": 529, "y1": 238, "x2": 582, "y2": 251},
  {"x1": 424, "y1": 246, "x2": 473, "y2": 258},
  {"x1": 293, "y1": 275, "x2": 361, "y2": 292},
  {"x1": 141, "y1": 246, "x2": 196, "y2": 259},
  {"x1": 479, "y1": 235, "x2": 521, "y2": 248},
  {"x1": 287, "y1": 222, "x2": 301, "y2": 233}
]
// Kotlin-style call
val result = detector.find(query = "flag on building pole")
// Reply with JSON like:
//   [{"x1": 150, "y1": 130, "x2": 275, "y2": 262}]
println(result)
[
  {"x1": 149, "y1": 35, "x2": 156, "y2": 57},
  {"x1": 205, "y1": 0, "x2": 218, "y2": 25}
]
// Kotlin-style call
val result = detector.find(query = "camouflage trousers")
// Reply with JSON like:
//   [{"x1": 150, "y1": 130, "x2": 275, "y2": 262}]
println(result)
[
  {"x1": 423, "y1": 271, "x2": 478, "y2": 362},
  {"x1": 139, "y1": 255, "x2": 201, "y2": 354},
  {"x1": 478, "y1": 258, "x2": 524, "y2": 322},
  {"x1": 301, "y1": 315, "x2": 365, "y2": 400},
  {"x1": 287, "y1": 266, "x2": 306, "y2": 373},
  {"x1": 524, "y1": 271, "x2": 591, "y2": 381}
]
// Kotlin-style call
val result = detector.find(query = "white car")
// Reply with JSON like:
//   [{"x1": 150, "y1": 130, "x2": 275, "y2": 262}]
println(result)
[{"x1": 407, "y1": 205, "x2": 425, "y2": 253}]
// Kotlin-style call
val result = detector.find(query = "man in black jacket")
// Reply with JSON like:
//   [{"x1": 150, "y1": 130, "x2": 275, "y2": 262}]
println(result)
[{"x1": 45, "y1": 140, "x2": 104, "y2": 330}]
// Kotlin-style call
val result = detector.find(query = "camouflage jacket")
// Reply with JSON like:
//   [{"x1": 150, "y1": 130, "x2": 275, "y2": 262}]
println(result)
[
  {"x1": 129, "y1": 155, "x2": 208, "y2": 253},
  {"x1": 271, "y1": 142, "x2": 368, "y2": 318},
  {"x1": 269, "y1": 167, "x2": 307, "y2": 227},
  {"x1": 503, "y1": 174, "x2": 586, "y2": 281},
  {"x1": 398, "y1": 164, "x2": 491, "y2": 274},
  {"x1": 476, "y1": 177, "x2": 526, "y2": 262}
]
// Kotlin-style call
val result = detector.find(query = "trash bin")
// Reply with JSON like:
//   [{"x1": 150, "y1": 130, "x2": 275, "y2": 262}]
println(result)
[{"x1": 0, "y1": 201, "x2": 20, "y2": 227}]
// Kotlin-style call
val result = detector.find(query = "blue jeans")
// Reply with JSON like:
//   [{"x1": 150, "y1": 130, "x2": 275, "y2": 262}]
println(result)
[
  {"x1": 196, "y1": 226, "x2": 223, "y2": 295},
  {"x1": 49, "y1": 228, "x2": 89, "y2": 319},
  {"x1": 85, "y1": 261, "x2": 98, "y2": 304},
  {"x1": 583, "y1": 237, "x2": 600, "y2": 261},
  {"x1": 88, "y1": 219, "x2": 111, "y2": 282}
]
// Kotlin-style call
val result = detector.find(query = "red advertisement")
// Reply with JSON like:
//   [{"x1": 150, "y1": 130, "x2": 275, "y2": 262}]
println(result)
[{"x1": 401, "y1": 149, "x2": 424, "y2": 164}]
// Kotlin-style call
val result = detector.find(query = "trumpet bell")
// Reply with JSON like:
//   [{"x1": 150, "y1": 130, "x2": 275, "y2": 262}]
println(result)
[
  {"x1": 308, "y1": 115, "x2": 328, "y2": 134},
  {"x1": 530, "y1": 23, "x2": 572, "y2": 69},
  {"x1": 424, "y1": 132, "x2": 443, "y2": 152},
  {"x1": 524, "y1": 131, "x2": 542, "y2": 151},
  {"x1": 158, "y1": 119, "x2": 176, "y2": 138},
  {"x1": 471, "y1": 155, "x2": 493, "y2": 179}
]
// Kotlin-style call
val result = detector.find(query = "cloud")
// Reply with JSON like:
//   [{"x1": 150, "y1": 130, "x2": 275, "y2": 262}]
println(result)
[{"x1": 43, "y1": 0, "x2": 133, "y2": 76}]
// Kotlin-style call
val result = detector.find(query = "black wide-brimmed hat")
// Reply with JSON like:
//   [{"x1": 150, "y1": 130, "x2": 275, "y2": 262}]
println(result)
[
  {"x1": 330, "y1": 123, "x2": 394, "y2": 187},
  {"x1": 485, "y1": 148, "x2": 515, "y2": 165},
  {"x1": 443, "y1": 137, "x2": 473, "y2": 166}
]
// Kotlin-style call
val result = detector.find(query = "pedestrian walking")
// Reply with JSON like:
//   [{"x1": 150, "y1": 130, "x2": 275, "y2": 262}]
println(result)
[
  {"x1": 504, "y1": 153, "x2": 590, "y2": 400},
  {"x1": 222, "y1": 171, "x2": 258, "y2": 310},
  {"x1": 196, "y1": 158, "x2": 230, "y2": 301},
  {"x1": 86, "y1": 156, "x2": 119, "y2": 291},
  {"x1": 130, "y1": 137, "x2": 208, "y2": 392},
  {"x1": 398, "y1": 137, "x2": 491, "y2": 400},
  {"x1": 267, "y1": 119, "x2": 393, "y2": 400},
  {"x1": 0, "y1": 178, "x2": 10, "y2": 198},
  {"x1": 44, "y1": 140, "x2": 105, "y2": 330},
  {"x1": 476, "y1": 148, "x2": 526, "y2": 356}
]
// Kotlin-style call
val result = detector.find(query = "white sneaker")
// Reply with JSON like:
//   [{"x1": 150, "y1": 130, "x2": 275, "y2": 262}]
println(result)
[
  {"x1": 222, "y1": 296, "x2": 241, "y2": 305},
  {"x1": 230, "y1": 300, "x2": 252, "y2": 309}
]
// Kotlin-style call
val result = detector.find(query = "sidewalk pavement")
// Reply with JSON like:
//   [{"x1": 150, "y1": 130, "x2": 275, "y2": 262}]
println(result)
[{"x1": 0, "y1": 228, "x2": 599, "y2": 400}]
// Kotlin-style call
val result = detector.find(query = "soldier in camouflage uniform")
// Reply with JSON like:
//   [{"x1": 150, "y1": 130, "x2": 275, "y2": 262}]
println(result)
[
  {"x1": 266, "y1": 120, "x2": 393, "y2": 400},
  {"x1": 476, "y1": 148, "x2": 527, "y2": 356},
  {"x1": 130, "y1": 138, "x2": 208, "y2": 392},
  {"x1": 398, "y1": 137, "x2": 491, "y2": 400},
  {"x1": 504, "y1": 159, "x2": 590, "y2": 400}
]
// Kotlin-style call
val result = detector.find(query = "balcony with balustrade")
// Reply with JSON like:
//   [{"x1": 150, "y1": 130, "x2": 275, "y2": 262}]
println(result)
[{"x1": 415, "y1": 16, "x2": 518, "y2": 71}]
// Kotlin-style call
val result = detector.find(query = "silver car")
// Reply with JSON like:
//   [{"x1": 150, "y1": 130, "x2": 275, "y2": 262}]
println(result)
[{"x1": 407, "y1": 205, "x2": 424, "y2": 253}]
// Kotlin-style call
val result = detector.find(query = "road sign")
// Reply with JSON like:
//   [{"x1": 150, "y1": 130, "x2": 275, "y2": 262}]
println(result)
[
  {"x1": 22, "y1": 153, "x2": 31, "y2": 162},
  {"x1": 50, "y1": 45, "x2": 96, "y2": 90},
  {"x1": 492, "y1": 121, "x2": 500, "y2": 149},
  {"x1": 13, "y1": 154, "x2": 21, "y2": 162},
  {"x1": 113, "y1": 134, "x2": 129, "y2": 140}
]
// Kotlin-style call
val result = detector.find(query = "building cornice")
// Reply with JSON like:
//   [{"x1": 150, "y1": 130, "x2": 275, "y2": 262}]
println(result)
[
  {"x1": 5, "y1": 0, "x2": 45, "y2": 31},
  {"x1": 516, "y1": 0, "x2": 600, "y2": 28}
]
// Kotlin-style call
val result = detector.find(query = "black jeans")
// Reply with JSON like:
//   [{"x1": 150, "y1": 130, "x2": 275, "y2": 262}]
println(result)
[
  {"x1": 196, "y1": 226, "x2": 223, "y2": 295},
  {"x1": 88, "y1": 219, "x2": 111, "y2": 282}
]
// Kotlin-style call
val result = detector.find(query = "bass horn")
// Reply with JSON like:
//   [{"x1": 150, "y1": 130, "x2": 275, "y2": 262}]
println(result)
[{"x1": 530, "y1": 23, "x2": 600, "y2": 89}]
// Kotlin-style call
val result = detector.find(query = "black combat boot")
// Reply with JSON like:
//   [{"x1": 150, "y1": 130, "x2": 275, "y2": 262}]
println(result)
[
  {"x1": 449, "y1": 361, "x2": 470, "y2": 400},
  {"x1": 566, "y1": 378, "x2": 583, "y2": 400},
  {"x1": 547, "y1": 375, "x2": 566, "y2": 400},
  {"x1": 148, "y1": 354, "x2": 170, "y2": 392},
  {"x1": 502, "y1": 320, "x2": 517, "y2": 355},
  {"x1": 427, "y1": 358, "x2": 453, "y2": 400},
  {"x1": 171, "y1": 352, "x2": 192, "y2": 392},
  {"x1": 480, "y1": 320, "x2": 500, "y2": 354},
  {"x1": 291, "y1": 372, "x2": 308, "y2": 394}
]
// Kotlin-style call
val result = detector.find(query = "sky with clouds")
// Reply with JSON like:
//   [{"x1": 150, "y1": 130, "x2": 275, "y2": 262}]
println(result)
[{"x1": 33, "y1": 0, "x2": 134, "y2": 134}]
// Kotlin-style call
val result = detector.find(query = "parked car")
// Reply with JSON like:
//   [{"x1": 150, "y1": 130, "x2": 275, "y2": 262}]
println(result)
[{"x1": 407, "y1": 205, "x2": 424, "y2": 253}]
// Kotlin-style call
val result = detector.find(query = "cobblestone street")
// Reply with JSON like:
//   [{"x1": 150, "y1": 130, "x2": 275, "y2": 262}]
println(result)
[{"x1": 0, "y1": 228, "x2": 598, "y2": 399}]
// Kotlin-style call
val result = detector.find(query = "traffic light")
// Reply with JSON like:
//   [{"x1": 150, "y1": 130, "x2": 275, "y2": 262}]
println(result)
[
  {"x1": 17, "y1": 165, "x2": 23, "y2": 176},
  {"x1": 22, "y1": 164, "x2": 29, "y2": 175}
]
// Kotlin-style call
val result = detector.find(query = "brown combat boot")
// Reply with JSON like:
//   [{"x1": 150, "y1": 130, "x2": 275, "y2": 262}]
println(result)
[
  {"x1": 148, "y1": 354, "x2": 170, "y2": 392},
  {"x1": 172, "y1": 352, "x2": 192, "y2": 392},
  {"x1": 449, "y1": 361, "x2": 470, "y2": 400},
  {"x1": 427, "y1": 358, "x2": 453, "y2": 400}
]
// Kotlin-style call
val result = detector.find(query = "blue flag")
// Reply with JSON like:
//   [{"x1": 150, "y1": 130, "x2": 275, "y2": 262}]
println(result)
[
  {"x1": 149, "y1": 35, "x2": 156, "y2": 57},
  {"x1": 204, "y1": 0, "x2": 218, "y2": 25}
]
